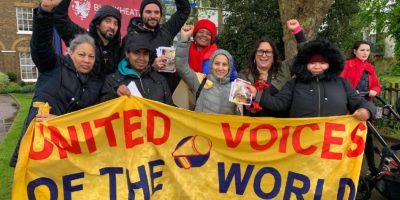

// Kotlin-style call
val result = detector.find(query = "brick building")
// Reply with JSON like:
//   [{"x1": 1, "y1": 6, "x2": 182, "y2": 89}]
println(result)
[{"x1": 0, "y1": 0, "x2": 40, "y2": 82}]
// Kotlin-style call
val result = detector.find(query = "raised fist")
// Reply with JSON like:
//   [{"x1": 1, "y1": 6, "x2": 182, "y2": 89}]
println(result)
[
  {"x1": 41, "y1": 0, "x2": 62, "y2": 12},
  {"x1": 180, "y1": 24, "x2": 194, "y2": 41},
  {"x1": 286, "y1": 19, "x2": 300, "y2": 31}
]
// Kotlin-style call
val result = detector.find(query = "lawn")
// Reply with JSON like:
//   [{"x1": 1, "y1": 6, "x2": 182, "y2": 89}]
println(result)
[{"x1": 0, "y1": 93, "x2": 32, "y2": 199}]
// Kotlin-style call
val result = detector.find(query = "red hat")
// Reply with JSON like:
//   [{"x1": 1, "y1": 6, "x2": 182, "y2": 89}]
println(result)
[
  {"x1": 193, "y1": 19, "x2": 217, "y2": 43},
  {"x1": 308, "y1": 54, "x2": 329, "y2": 64}
]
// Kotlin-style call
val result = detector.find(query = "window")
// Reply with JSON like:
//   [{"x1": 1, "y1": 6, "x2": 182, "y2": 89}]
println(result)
[
  {"x1": 19, "y1": 52, "x2": 38, "y2": 82},
  {"x1": 16, "y1": 7, "x2": 33, "y2": 34}
]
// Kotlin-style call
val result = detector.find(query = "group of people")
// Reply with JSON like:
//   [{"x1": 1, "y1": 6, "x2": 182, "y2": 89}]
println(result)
[{"x1": 10, "y1": 0, "x2": 382, "y2": 176}]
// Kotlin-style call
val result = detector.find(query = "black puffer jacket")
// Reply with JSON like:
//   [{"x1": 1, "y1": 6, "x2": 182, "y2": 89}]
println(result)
[
  {"x1": 10, "y1": 8, "x2": 103, "y2": 167},
  {"x1": 259, "y1": 39, "x2": 376, "y2": 118},
  {"x1": 54, "y1": 0, "x2": 121, "y2": 79},
  {"x1": 101, "y1": 59, "x2": 173, "y2": 105}
]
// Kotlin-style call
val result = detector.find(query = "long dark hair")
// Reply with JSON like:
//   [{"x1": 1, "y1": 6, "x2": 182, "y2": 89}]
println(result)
[
  {"x1": 247, "y1": 37, "x2": 282, "y2": 80},
  {"x1": 351, "y1": 40, "x2": 370, "y2": 58}
]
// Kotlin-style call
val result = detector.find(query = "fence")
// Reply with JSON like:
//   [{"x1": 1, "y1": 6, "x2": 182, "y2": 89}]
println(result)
[{"x1": 375, "y1": 82, "x2": 400, "y2": 132}]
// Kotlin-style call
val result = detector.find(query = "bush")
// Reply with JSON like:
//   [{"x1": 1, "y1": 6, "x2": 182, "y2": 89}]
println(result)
[
  {"x1": 21, "y1": 85, "x2": 35, "y2": 93},
  {"x1": 0, "y1": 72, "x2": 10, "y2": 93},
  {"x1": 18, "y1": 81, "x2": 26, "y2": 87},
  {"x1": 6, "y1": 72, "x2": 17, "y2": 82},
  {"x1": 6, "y1": 82, "x2": 22, "y2": 93}
]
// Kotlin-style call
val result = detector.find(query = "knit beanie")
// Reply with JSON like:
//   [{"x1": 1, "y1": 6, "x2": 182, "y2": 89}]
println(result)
[
  {"x1": 140, "y1": 0, "x2": 163, "y2": 17},
  {"x1": 193, "y1": 19, "x2": 217, "y2": 43}
]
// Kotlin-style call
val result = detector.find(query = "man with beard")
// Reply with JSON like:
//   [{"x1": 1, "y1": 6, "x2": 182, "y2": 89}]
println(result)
[
  {"x1": 53, "y1": 0, "x2": 121, "y2": 79},
  {"x1": 122, "y1": 0, "x2": 191, "y2": 92}
]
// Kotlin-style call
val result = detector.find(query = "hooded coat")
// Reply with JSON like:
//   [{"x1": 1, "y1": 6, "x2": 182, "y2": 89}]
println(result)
[
  {"x1": 259, "y1": 39, "x2": 376, "y2": 118},
  {"x1": 54, "y1": 0, "x2": 122, "y2": 79},
  {"x1": 175, "y1": 39, "x2": 238, "y2": 115},
  {"x1": 10, "y1": 8, "x2": 104, "y2": 167}
]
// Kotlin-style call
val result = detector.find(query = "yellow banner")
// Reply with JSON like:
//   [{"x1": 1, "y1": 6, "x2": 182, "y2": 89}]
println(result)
[{"x1": 12, "y1": 96, "x2": 367, "y2": 200}]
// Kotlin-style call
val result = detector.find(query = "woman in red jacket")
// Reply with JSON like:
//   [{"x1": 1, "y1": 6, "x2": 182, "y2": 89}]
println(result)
[
  {"x1": 341, "y1": 41, "x2": 381, "y2": 98},
  {"x1": 341, "y1": 40, "x2": 381, "y2": 176}
]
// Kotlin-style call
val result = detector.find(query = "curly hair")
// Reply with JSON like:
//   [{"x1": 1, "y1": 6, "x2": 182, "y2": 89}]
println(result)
[{"x1": 294, "y1": 39, "x2": 344, "y2": 82}]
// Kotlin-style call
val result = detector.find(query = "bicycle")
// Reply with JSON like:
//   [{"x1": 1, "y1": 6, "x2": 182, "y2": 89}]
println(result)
[{"x1": 356, "y1": 95, "x2": 400, "y2": 200}]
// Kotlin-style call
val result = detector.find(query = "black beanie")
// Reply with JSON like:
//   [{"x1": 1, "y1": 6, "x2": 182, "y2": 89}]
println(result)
[
  {"x1": 140, "y1": 0, "x2": 163, "y2": 17},
  {"x1": 93, "y1": 5, "x2": 121, "y2": 26}
]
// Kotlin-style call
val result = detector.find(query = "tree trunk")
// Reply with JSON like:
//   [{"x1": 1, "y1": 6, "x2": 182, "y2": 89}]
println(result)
[
  {"x1": 217, "y1": 5, "x2": 223, "y2": 32},
  {"x1": 279, "y1": 0, "x2": 334, "y2": 59}
]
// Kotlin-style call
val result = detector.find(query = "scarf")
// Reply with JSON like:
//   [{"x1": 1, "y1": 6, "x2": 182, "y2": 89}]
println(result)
[{"x1": 189, "y1": 42, "x2": 218, "y2": 73}]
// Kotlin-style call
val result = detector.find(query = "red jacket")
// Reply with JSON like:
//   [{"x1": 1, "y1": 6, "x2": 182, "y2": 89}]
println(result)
[{"x1": 340, "y1": 57, "x2": 381, "y2": 96}]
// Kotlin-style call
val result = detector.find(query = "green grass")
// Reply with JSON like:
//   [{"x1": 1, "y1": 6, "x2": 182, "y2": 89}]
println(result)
[{"x1": 0, "y1": 93, "x2": 32, "y2": 199}]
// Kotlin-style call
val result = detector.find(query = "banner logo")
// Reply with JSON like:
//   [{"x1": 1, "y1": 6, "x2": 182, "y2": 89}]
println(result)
[
  {"x1": 72, "y1": 0, "x2": 91, "y2": 20},
  {"x1": 172, "y1": 135, "x2": 212, "y2": 169}
]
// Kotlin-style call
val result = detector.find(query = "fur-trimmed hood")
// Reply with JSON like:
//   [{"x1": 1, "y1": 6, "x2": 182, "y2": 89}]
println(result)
[{"x1": 293, "y1": 39, "x2": 344, "y2": 82}]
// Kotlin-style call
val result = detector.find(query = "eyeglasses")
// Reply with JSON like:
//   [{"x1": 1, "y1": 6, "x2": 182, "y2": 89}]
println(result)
[{"x1": 256, "y1": 50, "x2": 273, "y2": 57}]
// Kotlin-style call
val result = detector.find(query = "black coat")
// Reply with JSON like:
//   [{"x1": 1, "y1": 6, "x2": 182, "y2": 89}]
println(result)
[
  {"x1": 31, "y1": 8, "x2": 103, "y2": 116},
  {"x1": 121, "y1": 0, "x2": 190, "y2": 55},
  {"x1": 120, "y1": 0, "x2": 190, "y2": 92},
  {"x1": 101, "y1": 63, "x2": 173, "y2": 105},
  {"x1": 10, "y1": 8, "x2": 103, "y2": 167},
  {"x1": 54, "y1": 0, "x2": 122, "y2": 79},
  {"x1": 261, "y1": 77, "x2": 376, "y2": 118},
  {"x1": 259, "y1": 39, "x2": 376, "y2": 118}
]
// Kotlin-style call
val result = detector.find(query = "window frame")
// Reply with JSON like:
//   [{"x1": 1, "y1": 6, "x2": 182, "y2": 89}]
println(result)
[
  {"x1": 19, "y1": 52, "x2": 38, "y2": 82},
  {"x1": 16, "y1": 7, "x2": 33, "y2": 34}
]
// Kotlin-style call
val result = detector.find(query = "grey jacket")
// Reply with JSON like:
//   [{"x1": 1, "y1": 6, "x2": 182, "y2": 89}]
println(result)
[{"x1": 175, "y1": 40, "x2": 238, "y2": 115}]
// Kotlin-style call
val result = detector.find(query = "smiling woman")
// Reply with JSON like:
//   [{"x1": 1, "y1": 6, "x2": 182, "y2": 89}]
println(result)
[
  {"x1": 176, "y1": 25, "x2": 239, "y2": 115},
  {"x1": 100, "y1": 36, "x2": 173, "y2": 105},
  {"x1": 238, "y1": 19, "x2": 307, "y2": 117},
  {"x1": 10, "y1": 1, "x2": 104, "y2": 167}
]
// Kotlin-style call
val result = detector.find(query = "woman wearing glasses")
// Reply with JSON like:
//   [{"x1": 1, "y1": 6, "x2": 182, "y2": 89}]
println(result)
[{"x1": 238, "y1": 19, "x2": 306, "y2": 117}]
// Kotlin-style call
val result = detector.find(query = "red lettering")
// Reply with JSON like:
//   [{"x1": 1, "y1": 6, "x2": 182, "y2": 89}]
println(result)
[
  {"x1": 82, "y1": 122, "x2": 97, "y2": 153},
  {"x1": 347, "y1": 122, "x2": 367, "y2": 157},
  {"x1": 147, "y1": 110, "x2": 170, "y2": 145},
  {"x1": 293, "y1": 124, "x2": 319, "y2": 155},
  {"x1": 124, "y1": 109, "x2": 144, "y2": 148},
  {"x1": 221, "y1": 123, "x2": 251, "y2": 148},
  {"x1": 250, "y1": 124, "x2": 278, "y2": 151},
  {"x1": 279, "y1": 126, "x2": 290, "y2": 153},
  {"x1": 49, "y1": 126, "x2": 82, "y2": 159},
  {"x1": 321, "y1": 123, "x2": 345, "y2": 160},
  {"x1": 94, "y1": 112, "x2": 120, "y2": 147},
  {"x1": 29, "y1": 124, "x2": 53, "y2": 160}
]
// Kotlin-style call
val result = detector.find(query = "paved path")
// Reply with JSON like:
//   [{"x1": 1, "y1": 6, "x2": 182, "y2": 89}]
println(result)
[{"x1": 0, "y1": 94, "x2": 19, "y2": 143}]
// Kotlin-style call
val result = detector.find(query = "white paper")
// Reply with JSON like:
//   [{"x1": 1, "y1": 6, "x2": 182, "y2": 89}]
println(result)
[{"x1": 127, "y1": 81, "x2": 143, "y2": 97}]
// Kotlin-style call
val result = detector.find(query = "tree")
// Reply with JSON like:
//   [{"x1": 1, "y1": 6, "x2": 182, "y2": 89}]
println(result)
[
  {"x1": 278, "y1": 0, "x2": 334, "y2": 59},
  {"x1": 218, "y1": 0, "x2": 335, "y2": 70},
  {"x1": 358, "y1": 0, "x2": 400, "y2": 75},
  {"x1": 218, "y1": 0, "x2": 283, "y2": 70},
  {"x1": 318, "y1": 0, "x2": 365, "y2": 56}
]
